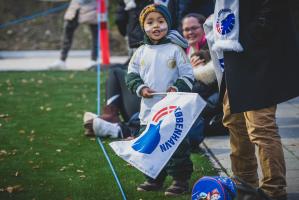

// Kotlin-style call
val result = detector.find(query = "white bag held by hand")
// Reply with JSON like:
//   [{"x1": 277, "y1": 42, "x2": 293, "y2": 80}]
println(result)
[{"x1": 110, "y1": 92, "x2": 206, "y2": 178}]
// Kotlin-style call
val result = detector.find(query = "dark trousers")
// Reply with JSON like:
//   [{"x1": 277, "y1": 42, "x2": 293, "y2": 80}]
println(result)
[
  {"x1": 106, "y1": 65, "x2": 141, "y2": 122},
  {"x1": 60, "y1": 11, "x2": 98, "y2": 61},
  {"x1": 136, "y1": 126, "x2": 193, "y2": 183}
]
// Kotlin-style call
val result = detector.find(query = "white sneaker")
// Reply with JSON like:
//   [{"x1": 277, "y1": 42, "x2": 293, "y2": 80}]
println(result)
[
  {"x1": 48, "y1": 60, "x2": 66, "y2": 70},
  {"x1": 93, "y1": 118, "x2": 120, "y2": 138},
  {"x1": 83, "y1": 112, "x2": 97, "y2": 124}
]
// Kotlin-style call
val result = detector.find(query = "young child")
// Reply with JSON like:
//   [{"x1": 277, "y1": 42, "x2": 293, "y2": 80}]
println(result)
[{"x1": 126, "y1": 4, "x2": 194, "y2": 196}]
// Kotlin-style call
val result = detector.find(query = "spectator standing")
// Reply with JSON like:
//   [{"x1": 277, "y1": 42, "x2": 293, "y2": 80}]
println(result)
[
  {"x1": 49, "y1": 0, "x2": 98, "y2": 69},
  {"x1": 212, "y1": 0, "x2": 299, "y2": 199}
]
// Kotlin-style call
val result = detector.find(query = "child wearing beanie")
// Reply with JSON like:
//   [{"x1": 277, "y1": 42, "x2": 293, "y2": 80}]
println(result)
[{"x1": 126, "y1": 4, "x2": 194, "y2": 196}]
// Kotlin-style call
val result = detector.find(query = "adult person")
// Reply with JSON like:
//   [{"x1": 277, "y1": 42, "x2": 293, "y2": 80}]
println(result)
[
  {"x1": 212, "y1": 1, "x2": 299, "y2": 199},
  {"x1": 49, "y1": 0, "x2": 98, "y2": 70},
  {"x1": 181, "y1": 13, "x2": 227, "y2": 149}
]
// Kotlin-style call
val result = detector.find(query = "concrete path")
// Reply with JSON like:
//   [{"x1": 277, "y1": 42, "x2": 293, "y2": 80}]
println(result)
[
  {"x1": 0, "y1": 50, "x2": 128, "y2": 71},
  {"x1": 202, "y1": 97, "x2": 299, "y2": 199}
]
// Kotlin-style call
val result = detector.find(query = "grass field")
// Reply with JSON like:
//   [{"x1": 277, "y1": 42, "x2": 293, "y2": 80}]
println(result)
[{"x1": 0, "y1": 71, "x2": 217, "y2": 200}]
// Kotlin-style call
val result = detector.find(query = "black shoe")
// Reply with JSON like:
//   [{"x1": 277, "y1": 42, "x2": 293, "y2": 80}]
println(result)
[
  {"x1": 137, "y1": 181, "x2": 163, "y2": 192},
  {"x1": 164, "y1": 180, "x2": 189, "y2": 196}
]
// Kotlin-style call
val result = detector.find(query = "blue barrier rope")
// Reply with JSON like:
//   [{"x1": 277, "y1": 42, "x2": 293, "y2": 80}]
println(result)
[
  {"x1": 96, "y1": 1, "x2": 127, "y2": 199},
  {"x1": 0, "y1": 3, "x2": 69, "y2": 29}
]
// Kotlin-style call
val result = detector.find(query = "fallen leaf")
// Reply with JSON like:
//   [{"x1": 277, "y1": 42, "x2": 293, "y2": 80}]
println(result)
[
  {"x1": 76, "y1": 169, "x2": 84, "y2": 173},
  {"x1": 31, "y1": 130, "x2": 35, "y2": 134},
  {"x1": 15, "y1": 171, "x2": 20, "y2": 177},
  {"x1": 19, "y1": 130, "x2": 26, "y2": 134},
  {"x1": 6, "y1": 185, "x2": 23, "y2": 193},
  {"x1": 32, "y1": 165, "x2": 40, "y2": 169},
  {"x1": 89, "y1": 138, "x2": 95, "y2": 141},
  {"x1": 37, "y1": 80, "x2": 43, "y2": 84},
  {"x1": 65, "y1": 103, "x2": 73, "y2": 107},
  {"x1": 46, "y1": 107, "x2": 52, "y2": 111},
  {"x1": 0, "y1": 93, "x2": 2, "y2": 96},
  {"x1": 0, "y1": 114, "x2": 9, "y2": 118},
  {"x1": 0, "y1": 150, "x2": 7, "y2": 156},
  {"x1": 0, "y1": 123, "x2": 2, "y2": 127},
  {"x1": 56, "y1": 149, "x2": 62, "y2": 153},
  {"x1": 69, "y1": 73, "x2": 75, "y2": 79},
  {"x1": 39, "y1": 106, "x2": 44, "y2": 110},
  {"x1": 68, "y1": 163, "x2": 74, "y2": 166},
  {"x1": 79, "y1": 175, "x2": 86, "y2": 179},
  {"x1": 9, "y1": 91, "x2": 14, "y2": 95},
  {"x1": 60, "y1": 166, "x2": 66, "y2": 171},
  {"x1": 6, "y1": 187, "x2": 13, "y2": 193},
  {"x1": 21, "y1": 79, "x2": 28, "y2": 83},
  {"x1": 12, "y1": 149, "x2": 17, "y2": 155},
  {"x1": 35, "y1": 152, "x2": 40, "y2": 156},
  {"x1": 28, "y1": 160, "x2": 34, "y2": 164}
]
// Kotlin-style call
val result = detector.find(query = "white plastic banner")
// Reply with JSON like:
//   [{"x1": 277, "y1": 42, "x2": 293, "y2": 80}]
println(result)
[{"x1": 109, "y1": 92, "x2": 206, "y2": 178}]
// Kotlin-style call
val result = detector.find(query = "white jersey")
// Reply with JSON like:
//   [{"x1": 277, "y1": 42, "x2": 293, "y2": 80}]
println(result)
[{"x1": 128, "y1": 43, "x2": 194, "y2": 125}]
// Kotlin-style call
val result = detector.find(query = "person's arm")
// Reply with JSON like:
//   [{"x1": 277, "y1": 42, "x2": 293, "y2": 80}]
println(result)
[
  {"x1": 172, "y1": 47, "x2": 194, "y2": 92},
  {"x1": 126, "y1": 47, "x2": 147, "y2": 96},
  {"x1": 115, "y1": 0, "x2": 128, "y2": 37}
]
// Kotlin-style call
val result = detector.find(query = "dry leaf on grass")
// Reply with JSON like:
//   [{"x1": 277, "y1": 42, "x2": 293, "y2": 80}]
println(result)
[
  {"x1": 56, "y1": 149, "x2": 62, "y2": 153},
  {"x1": 0, "y1": 150, "x2": 7, "y2": 156},
  {"x1": 37, "y1": 80, "x2": 43, "y2": 84},
  {"x1": 6, "y1": 185, "x2": 24, "y2": 193},
  {"x1": 79, "y1": 175, "x2": 86, "y2": 179},
  {"x1": 32, "y1": 165, "x2": 40, "y2": 169},
  {"x1": 76, "y1": 169, "x2": 84, "y2": 173},
  {"x1": 65, "y1": 103, "x2": 73, "y2": 107},
  {"x1": 15, "y1": 171, "x2": 20, "y2": 177},
  {"x1": 0, "y1": 114, "x2": 9, "y2": 118},
  {"x1": 60, "y1": 166, "x2": 67, "y2": 171}
]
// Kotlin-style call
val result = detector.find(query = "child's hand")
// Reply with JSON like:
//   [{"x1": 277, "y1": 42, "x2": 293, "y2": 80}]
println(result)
[
  {"x1": 190, "y1": 55, "x2": 205, "y2": 67},
  {"x1": 166, "y1": 87, "x2": 177, "y2": 93},
  {"x1": 141, "y1": 87, "x2": 155, "y2": 98}
]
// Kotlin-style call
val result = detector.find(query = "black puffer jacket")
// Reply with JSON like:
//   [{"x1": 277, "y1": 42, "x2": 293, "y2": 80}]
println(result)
[{"x1": 115, "y1": 0, "x2": 180, "y2": 48}]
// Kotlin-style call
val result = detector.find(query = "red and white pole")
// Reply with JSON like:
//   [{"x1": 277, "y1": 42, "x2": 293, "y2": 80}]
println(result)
[{"x1": 98, "y1": 0, "x2": 110, "y2": 65}]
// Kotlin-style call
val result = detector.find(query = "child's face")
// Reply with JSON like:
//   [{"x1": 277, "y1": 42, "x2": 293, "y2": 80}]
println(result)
[{"x1": 144, "y1": 12, "x2": 168, "y2": 43}]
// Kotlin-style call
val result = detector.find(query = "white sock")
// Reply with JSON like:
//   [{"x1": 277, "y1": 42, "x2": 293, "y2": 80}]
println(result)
[{"x1": 93, "y1": 118, "x2": 120, "y2": 138}]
